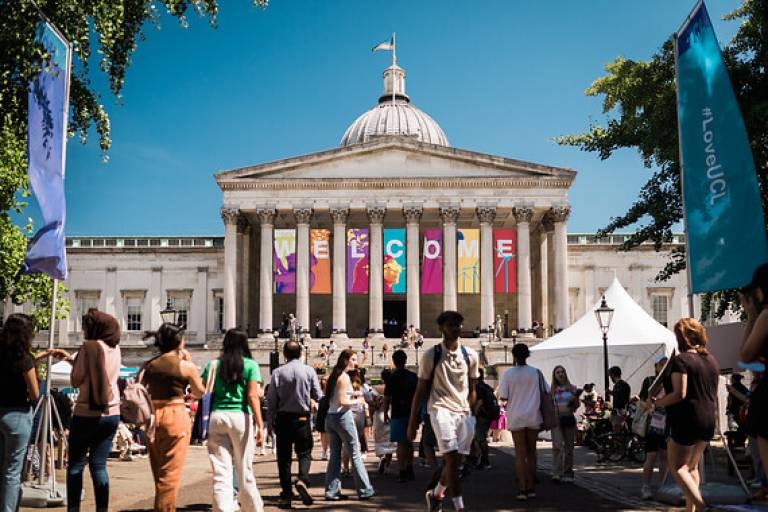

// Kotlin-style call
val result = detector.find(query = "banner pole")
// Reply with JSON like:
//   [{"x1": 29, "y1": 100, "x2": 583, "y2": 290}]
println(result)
[{"x1": 37, "y1": 278, "x2": 57, "y2": 486}]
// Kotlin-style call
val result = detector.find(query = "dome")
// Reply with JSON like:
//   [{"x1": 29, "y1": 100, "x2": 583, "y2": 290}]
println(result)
[{"x1": 340, "y1": 63, "x2": 449, "y2": 147}]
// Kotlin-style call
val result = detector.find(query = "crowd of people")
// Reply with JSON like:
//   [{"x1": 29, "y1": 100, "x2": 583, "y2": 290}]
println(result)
[{"x1": 4, "y1": 263, "x2": 768, "y2": 511}]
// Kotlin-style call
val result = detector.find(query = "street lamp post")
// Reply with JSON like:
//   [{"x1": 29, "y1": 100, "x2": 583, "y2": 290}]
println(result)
[
  {"x1": 594, "y1": 295, "x2": 615, "y2": 400},
  {"x1": 160, "y1": 306, "x2": 177, "y2": 325}
]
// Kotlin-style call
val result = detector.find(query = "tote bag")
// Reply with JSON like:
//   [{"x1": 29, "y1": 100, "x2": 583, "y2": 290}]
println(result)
[
  {"x1": 537, "y1": 369, "x2": 557, "y2": 431},
  {"x1": 191, "y1": 360, "x2": 218, "y2": 443}
]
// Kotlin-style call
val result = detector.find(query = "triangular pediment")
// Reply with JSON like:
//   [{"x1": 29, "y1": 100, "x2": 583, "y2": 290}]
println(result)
[{"x1": 215, "y1": 136, "x2": 575, "y2": 185}]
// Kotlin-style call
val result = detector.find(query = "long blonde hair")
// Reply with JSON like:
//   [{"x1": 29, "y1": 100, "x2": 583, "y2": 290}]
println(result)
[{"x1": 551, "y1": 365, "x2": 572, "y2": 390}]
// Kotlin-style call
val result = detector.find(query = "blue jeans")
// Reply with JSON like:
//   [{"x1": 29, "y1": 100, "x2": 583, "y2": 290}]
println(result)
[
  {"x1": 67, "y1": 415, "x2": 119, "y2": 512},
  {"x1": 325, "y1": 411, "x2": 374, "y2": 499},
  {"x1": 0, "y1": 407, "x2": 33, "y2": 512}
]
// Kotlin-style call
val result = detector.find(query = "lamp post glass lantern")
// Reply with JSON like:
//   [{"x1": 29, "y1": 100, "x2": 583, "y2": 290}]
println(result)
[
  {"x1": 160, "y1": 307, "x2": 177, "y2": 325},
  {"x1": 594, "y1": 296, "x2": 614, "y2": 399}
]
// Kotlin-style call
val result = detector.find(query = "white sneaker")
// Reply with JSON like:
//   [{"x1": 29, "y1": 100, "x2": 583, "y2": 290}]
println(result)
[
  {"x1": 641, "y1": 484, "x2": 653, "y2": 500},
  {"x1": 562, "y1": 475, "x2": 574, "y2": 483}
]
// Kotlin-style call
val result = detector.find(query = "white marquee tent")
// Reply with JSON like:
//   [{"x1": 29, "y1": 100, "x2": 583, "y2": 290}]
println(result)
[{"x1": 529, "y1": 277, "x2": 677, "y2": 396}]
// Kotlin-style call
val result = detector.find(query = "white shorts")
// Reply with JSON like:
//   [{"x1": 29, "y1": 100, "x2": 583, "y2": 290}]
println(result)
[{"x1": 430, "y1": 408, "x2": 475, "y2": 455}]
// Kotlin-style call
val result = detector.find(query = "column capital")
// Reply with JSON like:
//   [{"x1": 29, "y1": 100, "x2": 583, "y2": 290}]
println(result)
[
  {"x1": 236, "y1": 216, "x2": 251, "y2": 234},
  {"x1": 367, "y1": 205, "x2": 387, "y2": 224},
  {"x1": 293, "y1": 207, "x2": 314, "y2": 225},
  {"x1": 255, "y1": 207, "x2": 276, "y2": 225},
  {"x1": 220, "y1": 207, "x2": 240, "y2": 225},
  {"x1": 439, "y1": 204, "x2": 460, "y2": 224},
  {"x1": 513, "y1": 206, "x2": 534, "y2": 224},
  {"x1": 402, "y1": 205, "x2": 423, "y2": 223},
  {"x1": 548, "y1": 205, "x2": 571, "y2": 223},
  {"x1": 476, "y1": 205, "x2": 497, "y2": 224},
  {"x1": 329, "y1": 206, "x2": 350, "y2": 224},
  {"x1": 541, "y1": 214, "x2": 555, "y2": 233}
]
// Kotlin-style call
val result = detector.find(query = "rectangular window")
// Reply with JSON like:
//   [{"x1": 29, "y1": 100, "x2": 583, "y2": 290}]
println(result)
[
  {"x1": 126, "y1": 297, "x2": 143, "y2": 331},
  {"x1": 78, "y1": 295, "x2": 100, "y2": 328},
  {"x1": 214, "y1": 295, "x2": 224, "y2": 333},
  {"x1": 167, "y1": 293, "x2": 190, "y2": 328},
  {"x1": 652, "y1": 295, "x2": 669, "y2": 327}
]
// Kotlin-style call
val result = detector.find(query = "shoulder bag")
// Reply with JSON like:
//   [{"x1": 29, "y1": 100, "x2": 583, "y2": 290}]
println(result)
[
  {"x1": 537, "y1": 369, "x2": 557, "y2": 431},
  {"x1": 191, "y1": 359, "x2": 218, "y2": 443}
]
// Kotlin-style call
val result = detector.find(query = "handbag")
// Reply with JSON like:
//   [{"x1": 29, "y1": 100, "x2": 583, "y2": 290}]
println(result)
[
  {"x1": 191, "y1": 360, "x2": 218, "y2": 443},
  {"x1": 537, "y1": 369, "x2": 557, "y2": 431},
  {"x1": 632, "y1": 404, "x2": 651, "y2": 437}
]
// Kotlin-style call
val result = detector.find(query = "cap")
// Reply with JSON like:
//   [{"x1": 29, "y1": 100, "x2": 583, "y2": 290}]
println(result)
[
  {"x1": 743, "y1": 263, "x2": 768, "y2": 292},
  {"x1": 655, "y1": 354, "x2": 669, "y2": 363}
]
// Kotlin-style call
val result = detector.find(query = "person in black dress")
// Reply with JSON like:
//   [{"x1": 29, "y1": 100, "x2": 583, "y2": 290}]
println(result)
[
  {"x1": 653, "y1": 318, "x2": 719, "y2": 512},
  {"x1": 741, "y1": 263, "x2": 768, "y2": 498}
]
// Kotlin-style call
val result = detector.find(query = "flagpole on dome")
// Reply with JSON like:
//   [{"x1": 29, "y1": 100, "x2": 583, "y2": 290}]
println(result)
[{"x1": 392, "y1": 33, "x2": 397, "y2": 104}]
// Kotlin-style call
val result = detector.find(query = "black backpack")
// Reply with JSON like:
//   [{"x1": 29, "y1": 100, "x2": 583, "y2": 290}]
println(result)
[
  {"x1": 427, "y1": 343, "x2": 473, "y2": 397},
  {"x1": 476, "y1": 381, "x2": 501, "y2": 420}
]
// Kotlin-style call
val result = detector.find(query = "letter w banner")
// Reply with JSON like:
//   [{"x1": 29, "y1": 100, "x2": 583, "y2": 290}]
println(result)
[
  {"x1": 310, "y1": 229, "x2": 331, "y2": 294},
  {"x1": 384, "y1": 228, "x2": 406, "y2": 293},
  {"x1": 493, "y1": 229, "x2": 516, "y2": 293},
  {"x1": 21, "y1": 21, "x2": 73, "y2": 281},
  {"x1": 675, "y1": 1, "x2": 768, "y2": 293},
  {"x1": 274, "y1": 229, "x2": 296, "y2": 294}
]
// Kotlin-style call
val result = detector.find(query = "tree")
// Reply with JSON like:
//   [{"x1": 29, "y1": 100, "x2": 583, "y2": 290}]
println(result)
[
  {"x1": 0, "y1": 0, "x2": 266, "y2": 328},
  {"x1": 557, "y1": 0, "x2": 768, "y2": 320}
]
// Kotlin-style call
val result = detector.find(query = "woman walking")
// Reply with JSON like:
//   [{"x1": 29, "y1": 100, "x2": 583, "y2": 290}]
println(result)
[
  {"x1": 324, "y1": 349, "x2": 375, "y2": 501},
  {"x1": 202, "y1": 329, "x2": 265, "y2": 512},
  {"x1": 550, "y1": 365, "x2": 578, "y2": 483},
  {"x1": 654, "y1": 318, "x2": 719, "y2": 512},
  {"x1": 62, "y1": 310, "x2": 122, "y2": 512},
  {"x1": 0, "y1": 314, "x2": 40, "y2": 511},
  {"x1": 143, "y1": 323, "x2": 205, "y2": 511},
  {"x1": 498, "y1": 343, "x2": 546, "y2": 500}
]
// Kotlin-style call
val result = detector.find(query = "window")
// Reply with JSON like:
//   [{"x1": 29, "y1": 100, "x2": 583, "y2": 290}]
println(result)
[
  {"x1": 167, "y1": 292, "x2": 191, "y2": 328},
  {"x1": 125, "y1": 296, "x2": 143, "y2": 331},
  {"x1": 652, "y1": 294, "x2": 669, "y2": 327},
  {"x1": 213, "y1": 293, "x2": 224, "y2": 333},
  {"x1": 76, "y1": 292, "x2": 100, "y2": 331}
]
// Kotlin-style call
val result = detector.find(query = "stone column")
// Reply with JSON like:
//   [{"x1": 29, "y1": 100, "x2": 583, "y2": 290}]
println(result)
[
  {"x1": 440, "y1": 205, "x2": 460, "y2": 312},
  {"x1": 477, "y1": 205, "x2": 496, "y2": 333},
  {"x1": 330, "y1": 207, "x2": 350, "y2": 338},
  {"x1": 367, "y1": 206, "x2": 386, "y2": 338},
  {"x1": 237, "y1": 217, "x2": 251, "y2": 331},
  {"x1": 403, "y1": 205, "x2": 423, "y2": 329},
  {"x1": 514, "y1": 206, "x2": 534, "y2": 336},
  {"x1": 221, "y1": 207, "x2": 239, "y2": 330},
  {"x1": 537, "y1": 224, "x2": 551, "y2": 336},
  {"x1": 104, "y1": 267, "x2": 117, "y2": 317},
  {"x1": 551, "y1": 205, "x2": 571, "y2": 331},
  {"x1": 294, "y1": 207, "x2": 313, "y2": 333},
  {"x1": 196, "y1": 267, "x2": 208, "y2": 344},
  {"x1": 257, "y1": 207, "x2": 276, "y2": 337}
]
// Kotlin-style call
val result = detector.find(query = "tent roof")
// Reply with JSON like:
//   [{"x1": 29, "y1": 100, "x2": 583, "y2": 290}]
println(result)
[{"x1": 531, "y1": 277, "x2": 676, "y2": 351}]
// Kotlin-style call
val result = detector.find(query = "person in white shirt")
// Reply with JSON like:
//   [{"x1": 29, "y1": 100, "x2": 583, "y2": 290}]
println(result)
[{"x1": 498, "y1": 343, "x2": 547, "y2": 501}]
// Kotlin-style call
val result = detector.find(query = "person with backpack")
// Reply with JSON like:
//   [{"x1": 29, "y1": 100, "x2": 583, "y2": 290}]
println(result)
[
  {"x1": 142, "y1": 323, "x2": 206, "y2": 511},
  {"x1": 550, "y1": 365, "x2": 579, "y2": 483},
  {"x1": 472, "y1": 368, "x2": 499, "y2": 470},
  {"x1": 407, "y1": 311, "x2": 479, "y2": 512},
  {"x1": 383, "y1": 349, "x2": 418, "y2": 482}
]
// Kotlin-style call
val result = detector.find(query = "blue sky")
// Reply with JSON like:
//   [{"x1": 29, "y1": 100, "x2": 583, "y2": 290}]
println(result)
[{"x1": 49, "y1": 0, "x2": 742, "y2": 235}]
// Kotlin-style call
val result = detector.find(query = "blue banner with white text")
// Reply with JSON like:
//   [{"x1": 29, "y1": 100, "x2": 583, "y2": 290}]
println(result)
[
  {"x1": 675, "y1": 2, "x2": 768, "y2": 293},
  {"x1": 22, "y1": 22, "x2": 71, "y2": 280}
]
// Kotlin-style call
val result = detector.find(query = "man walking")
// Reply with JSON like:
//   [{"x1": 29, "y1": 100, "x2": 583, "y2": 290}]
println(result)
[
  {"x1": 383, "y1": 349, "x2": 418, "y2": 482},
  {"x1": 266, "y1": 341, "x2": 323, "y2": 508},
  {"x1": 608, "y1": 366, "x2": 631, "y2": 432},
  {"x1": 408, "y1": 311, "x2": 479, "y2": 512}
]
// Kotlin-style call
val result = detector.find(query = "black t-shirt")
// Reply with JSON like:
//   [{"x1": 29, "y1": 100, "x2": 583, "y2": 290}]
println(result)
[
  {"x1": 612, "y1": 380, "x2": 631, "y2": 410},
  {"x1": 639, "y1": 375, "x2": 656, "y2": 401},
  {"x1": 385, "y1": 367, "x2": 418, "y2": 419},
  {"x1": 664, "y1": 352, "x2": 720, "y2": 438},
  {"x1": 0, "y1": 353, "x2": 35, "y2": 408},
  {"x1": 475, "y1": 381, "x2": 497, "y2": 420}
]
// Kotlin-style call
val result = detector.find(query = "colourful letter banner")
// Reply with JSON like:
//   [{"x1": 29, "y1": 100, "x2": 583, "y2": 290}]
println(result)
[
  {"x1": 347, "y1": 228, "x2": 369, "y2": 294},
  {"x1": 457, "y1": 228, "x2": 480, "y2": 294},
  {"x1": 310, "y1": 229, "x2": 331, "y2": 294},
  {"x1": 421, "y1": 229, "x2": 442, "y2": 294},
  {"x1": 493, "y1": 228, "x2": 517, "y2": 293},
  {"x1": 274, "y1": 229, "x2": 296, "y2": 294},
  {"x1": 384, "y1": 228, "x2": 406, "y2": 294},
  {"x1": 675, "y1": 2, "x2": 768, "y2": 292}
]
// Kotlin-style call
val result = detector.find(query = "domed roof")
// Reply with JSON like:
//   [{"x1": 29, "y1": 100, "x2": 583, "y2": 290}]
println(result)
[{"x1": 340, "y1": 63, "x2": 449, "y2": 147}]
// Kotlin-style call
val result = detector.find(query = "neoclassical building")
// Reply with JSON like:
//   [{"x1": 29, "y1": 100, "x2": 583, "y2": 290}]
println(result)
[{"x1": 3, "y1": 61, "x2": 696, "y2": 345}]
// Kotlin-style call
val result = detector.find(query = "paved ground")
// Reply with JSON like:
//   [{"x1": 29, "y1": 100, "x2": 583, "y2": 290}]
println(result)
[{"x1": 22, "y1": 438, "x2": 683, "y2": 512}]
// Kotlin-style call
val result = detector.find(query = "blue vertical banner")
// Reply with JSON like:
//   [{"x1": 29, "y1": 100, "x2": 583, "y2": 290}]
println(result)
[
  {"x1": 675, "y1": 1, "x2": 768, "y2": 293},
  {"x1": 21, "y1": 21, "x2": 72, "y2": 280},
  {"x1": 383, "y1": 228, "x2": 406, "y2": 294}
]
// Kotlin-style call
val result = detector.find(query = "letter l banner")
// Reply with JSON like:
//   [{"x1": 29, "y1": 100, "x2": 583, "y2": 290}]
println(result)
[{"x1": 675, "y1": 1, "x2": 768, "y2": 293}]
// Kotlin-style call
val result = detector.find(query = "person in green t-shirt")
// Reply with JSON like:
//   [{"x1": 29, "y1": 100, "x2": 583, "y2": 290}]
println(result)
[{"x1": 202, "y1": 329, "x2": 264, "y2": 511}]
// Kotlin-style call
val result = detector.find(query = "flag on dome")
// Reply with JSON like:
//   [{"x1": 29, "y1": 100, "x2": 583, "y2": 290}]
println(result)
[{"x1": 372, "y1": 37, "x2": 394, "y2": 52}]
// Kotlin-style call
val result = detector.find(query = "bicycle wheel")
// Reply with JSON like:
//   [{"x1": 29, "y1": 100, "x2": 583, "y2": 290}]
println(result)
[
  {"x1": 629, "y1": 436, "x2": 647, "y2": 463},
  {"x1": 604, "y1": 434, "x2": 627, "y2": 462}
]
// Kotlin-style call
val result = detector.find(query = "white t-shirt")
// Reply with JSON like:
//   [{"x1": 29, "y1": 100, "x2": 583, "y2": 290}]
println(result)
[
  {"x1": 498, "y1": 365, "x2": 547, "y2": 431},
  {"x1": 417, "y1": 341, "x2": 480, "y2": 414}
]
